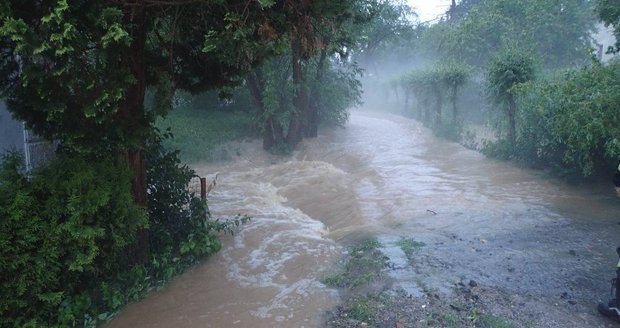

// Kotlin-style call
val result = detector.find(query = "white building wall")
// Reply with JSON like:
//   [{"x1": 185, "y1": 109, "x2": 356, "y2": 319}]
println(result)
[{"x1": 593, "y1": 23, "x2": 618, "y2": 63}]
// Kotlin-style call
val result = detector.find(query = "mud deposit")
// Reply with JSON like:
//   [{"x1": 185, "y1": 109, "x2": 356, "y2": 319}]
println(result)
[{"x1": 107, "y1": 111, "x2": 620, "y2": 328}]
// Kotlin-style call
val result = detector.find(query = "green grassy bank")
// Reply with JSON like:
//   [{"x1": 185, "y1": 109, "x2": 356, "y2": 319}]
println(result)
[{"x1": 156, "y1": 108, "x2": 255, "y2": 164}]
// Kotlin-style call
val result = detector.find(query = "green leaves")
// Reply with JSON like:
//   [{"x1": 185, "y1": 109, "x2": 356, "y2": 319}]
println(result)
[
  {"x1": 202, "y1": 30, "x2": 218, "y2": 53},
  {"x1": 101, "y1": 23, "x2": 130, "y2": 48},
  {"x1": 41, "y1": 0, "x2": 69, "y2": 24},
  {"x1": 513, "y1": 59, "x2": 620, "y2": 176},
  {"x1": 0, "y1": 152, "x2": 147, "y2": 326},
  {"x1": 420, "y1": 0, "x2": 594, "y2": 69},
  {"x1": 257, "y1": 0, "x2": 276, "y2": 9},
  {"x1": 486, "y1": 48, "x2": 535, "y2": 106}
]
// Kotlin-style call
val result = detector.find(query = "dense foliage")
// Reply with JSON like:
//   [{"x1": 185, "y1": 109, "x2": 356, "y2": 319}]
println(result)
[
  {"x1": 242, "y1": 0, "x2": 377, "y2": 151},
  {"x1": 513, "y1": 59, "x2": 620, "y2": 176},
  {"x1": 248, "y1": 52, "x2": 362, "y2": 152},
  {"x1": 400, "y1": 62, "x2": 471, "y2": 138},
  {"x1": 421, "y1": 0, "x2": 595, "y2": 69},
  {"x1": 0, "y1": 140, "x2": 244, "y2": 326},
  {"x1": 0, "y1": 0, "x2": 294, "y2": 271},
  {"x1": 388, "y1": 0, "x2": 620, "y2": 179},
  {"x1": 485, "y1": 48, "x2": 536, "y2": 144},
  {"x1": 0, "y1": 152, "x2": 146, "y2": 326},
  {"x1": 598, "y1": 0, "x2": 620, "y2": 54}
]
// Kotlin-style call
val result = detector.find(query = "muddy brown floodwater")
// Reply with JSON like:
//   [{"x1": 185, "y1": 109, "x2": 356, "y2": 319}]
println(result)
[{"x1": 107, "y1": 111, "x2": 620, "y2": 328}]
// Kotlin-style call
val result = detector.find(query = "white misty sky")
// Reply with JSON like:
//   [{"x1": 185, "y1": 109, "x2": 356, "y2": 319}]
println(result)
[{"x1": 407, "y1": 0, "x2": 452, "y2": 23}]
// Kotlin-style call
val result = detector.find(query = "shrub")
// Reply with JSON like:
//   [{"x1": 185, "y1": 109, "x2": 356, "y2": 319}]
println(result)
[
  {"x1": 512, "y1": 59, "x2": 620, "y2": 176},
  {"x1": 0, "y1": 137, "x2": 247, "y2": 327},
  {"x1": 146, "y1": 136, "x2": 223, "y2": 260},
  {"x1": 0, "y1": 151, "x2": 147, "y2": 327}
]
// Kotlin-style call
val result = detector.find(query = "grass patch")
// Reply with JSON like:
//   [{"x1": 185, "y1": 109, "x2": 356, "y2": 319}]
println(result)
[
  {"x1": 335, "y1": 294, "x2": 390, "y2": 327},
  {"x1": 469, "y1": 310, "x2": 515, "y2": 328},
  {"x1": 442, "y1": 313, "x2": 459, "y2": 326},
  {"x1": 156, "y1": 108, "x2": 255, "y2": 164},
  {"x1": 396, "y1": 237, "x2": 425, "y2": 263},
  {"x1": 352, "y1": 237, "x2": 382, "y2": 253},
  {"x1": 323, "y1": 237, "x2": 387, "y2": 289},
  {"x1": 479, "y1": 314, "x2": 516, "y2": 328}
]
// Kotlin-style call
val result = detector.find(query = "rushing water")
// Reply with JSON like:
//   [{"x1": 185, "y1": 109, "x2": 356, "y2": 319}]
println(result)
[{"x1": 107, "y1": 111, "x2": 620, "y2": 327}]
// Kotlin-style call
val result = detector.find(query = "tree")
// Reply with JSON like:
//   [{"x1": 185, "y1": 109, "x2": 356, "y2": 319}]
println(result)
[
  {"x1": 0, "y1": 0, "x2": 282, "y2": 262},
  {"x1": 246, "y1": 0, "x2": 372, "y2": 151},
  {"x1": 440, "y1": 63, "x2": 470, "y2": 125},
  {"x1": 486, "y1": 48, "x2": 535, "y2": 144},
  {"x1": 351, "y1": 0, "x2": 416, "y2": 75},
  {"x1": 420, "y1": 0, "x2": 595, "y2": 70},
  {"x1": 246, "y1": 46, "x2": 362, "y2": 151}
]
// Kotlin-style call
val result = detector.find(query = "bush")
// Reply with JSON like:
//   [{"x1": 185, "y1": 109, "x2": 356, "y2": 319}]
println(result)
[
  {"x1": 512, "y1": 59, "x2": 620, "y2": 176},
  {"x1": 0, "y1": 138, "x2": 247, "y2": 327},
  {"x1": 0, "y1": 151, "x2": 147, "y2": 327},
  {"x1": 146, "y1": 135, "x2": 222, "y2": 260}
]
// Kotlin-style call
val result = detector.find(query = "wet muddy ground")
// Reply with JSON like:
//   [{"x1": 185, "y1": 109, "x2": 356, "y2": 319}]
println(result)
[{"x1": 327, "y1": 229, "x2": 620, "y2": 328}]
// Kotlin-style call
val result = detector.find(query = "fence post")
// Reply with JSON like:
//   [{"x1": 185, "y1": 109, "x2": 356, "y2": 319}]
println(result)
[{"x1": 200, "y1": 177, "x2": 207, "y2": 201}]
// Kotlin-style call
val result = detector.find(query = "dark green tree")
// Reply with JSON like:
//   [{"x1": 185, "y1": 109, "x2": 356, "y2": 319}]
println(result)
[
  {"x1": 420, "y1": 0, "x2": 595, "y2": 70},
  {"x1": 246, "y1": 0, "x2": 371, "y2": 150},
  {"x1": 439, "y1": 62, "x2": 470, "y2": 125},
  {"x1": 0, "y1": 0, "x2": 281, "y2": 261},
  {"x1": 351, "y1": 0, "x2": 416, "y2": 75},
  {"x1": 486, "y1": 48, "x2": 535, "y2": 144}
]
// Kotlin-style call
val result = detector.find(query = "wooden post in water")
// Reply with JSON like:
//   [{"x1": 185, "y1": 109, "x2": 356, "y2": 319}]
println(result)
[{"x1": 200, "y1": 177, "x2": 207, "y2": 201}]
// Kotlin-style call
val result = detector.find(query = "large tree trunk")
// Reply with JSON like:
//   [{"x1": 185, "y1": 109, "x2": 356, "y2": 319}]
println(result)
[
  {"x1": 119, "y1": 2, "x2": 149, "y2": 264},
  {"x1": 305, "y1": 49, "x2": 327, "y2": 138},
  {"x1": 287, "y1": 36, "x2": 306, "y2": 147}
]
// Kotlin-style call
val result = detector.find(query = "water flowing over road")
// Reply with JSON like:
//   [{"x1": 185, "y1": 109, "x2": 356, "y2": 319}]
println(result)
[{"x1": 107, "y1": 111, "x2": 620, "y2": 327}]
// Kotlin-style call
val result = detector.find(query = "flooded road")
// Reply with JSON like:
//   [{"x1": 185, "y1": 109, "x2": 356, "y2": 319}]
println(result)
[{"x1": 108, "y1": 111, "x2": 620, "y2": 327}]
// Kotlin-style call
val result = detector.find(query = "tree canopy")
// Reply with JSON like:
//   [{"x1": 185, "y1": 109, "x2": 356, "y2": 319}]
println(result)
[{"x1": 419, "y1": 0, "x2": 595, "y2": 70}]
